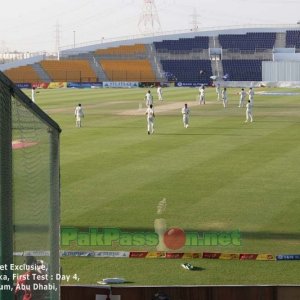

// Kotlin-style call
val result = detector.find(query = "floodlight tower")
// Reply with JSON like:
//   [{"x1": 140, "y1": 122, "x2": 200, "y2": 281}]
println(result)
[
  {"x1": 138, "y1": 0, "x2": 162, "y2": 34},
  {"x1": 55, "y1": 21, "x2": 61, "y2": 60}
]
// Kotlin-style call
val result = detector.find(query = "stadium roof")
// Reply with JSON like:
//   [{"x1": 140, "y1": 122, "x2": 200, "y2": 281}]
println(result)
[{"x1": 60, "y1": 23, "x2": 300, "y2": 56}]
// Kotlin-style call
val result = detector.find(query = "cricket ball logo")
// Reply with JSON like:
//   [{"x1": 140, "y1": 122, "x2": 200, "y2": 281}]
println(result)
[{"x1": 154, "y1": 198, "x2": 186, "y2": 251}]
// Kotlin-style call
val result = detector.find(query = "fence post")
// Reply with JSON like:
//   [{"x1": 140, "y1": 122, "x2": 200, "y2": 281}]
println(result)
[
  {"x1": 0, "y1": 83, "x2": 14, "y2": 300},
  {"x1": 49, "y1": 129, "x2": 60, "y2": 300}
]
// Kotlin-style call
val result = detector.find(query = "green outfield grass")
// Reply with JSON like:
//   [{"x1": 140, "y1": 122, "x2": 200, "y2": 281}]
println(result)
[{"x1": 24, "y1": 86, "x2": 300, "y2": 285}]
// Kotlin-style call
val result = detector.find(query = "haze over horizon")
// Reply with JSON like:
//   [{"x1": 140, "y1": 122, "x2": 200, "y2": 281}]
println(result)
[{"x1": 0, "y1": 0, "x2": 299, "y2": 53}]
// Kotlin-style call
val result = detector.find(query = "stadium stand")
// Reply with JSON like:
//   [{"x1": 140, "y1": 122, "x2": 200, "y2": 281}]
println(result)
[
  {"x1": 286, "y1": 30, "x2": 300, "y2": 48},
  {"x1": 95, "y1": 44, "x2": 146, "y2": 55},
  {"x1": 100, "y1": 59, "x2": 156, "y2": 81},
  {"x1": 4, "y1": 65, "x2": 41, "y2": 83},
  {"x1": 3, "y1": 28, "x2": 300, "y2": 85},
  {"x1": 160, "y1": 59, "x2": 212, "y2": 83},
  {"x1": 222, "y1": 60, "x2": 262, "y2": 81},
  {"x1": 219, "y1": 32, "x2": 276, "y2": 51},
  {"x1": 40, "y1": 60, "x2": 97, "y2": 82},
  {"x1": 154, "y1": 36, "x2": 209, "y2": 52}
]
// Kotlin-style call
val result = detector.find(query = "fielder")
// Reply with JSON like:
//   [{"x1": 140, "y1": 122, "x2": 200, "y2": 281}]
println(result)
[
  {"x1": 248, "y1": 87, "x2": 254, "y2": 105},
  {"x1": 74, "y1": 103, "x2": 84, "y2": 127},
  {"x1": 181, "y1": 103, "x2": 190, "y2": 128},
  {"x1": 222, "y1": 87, "x2": 228, "y2": 108},
  {"x1": 31, "y1": 87, "x2": 36, "y2": 102},
  {"x1": 157, "y1": 85, "x2": 163, "y2": 101},
  {"x1": 245, "y1": 100, "x2": 253, "y2": 122},
  {"x1": 199, "y1": 85, "x2": 205, "y2": 105},
  {"x1": 238, "y1": 88, "x2": 247, "y2": 107},
  {"x1": 216, "y1": 83, "x2": 221, "y2": 101},
  {"x1": 146, "y1": 104, "x2": 155, "y2": 134},
  {"x1": 144, "y1": 90, "x2": 153, "y2": 107}
]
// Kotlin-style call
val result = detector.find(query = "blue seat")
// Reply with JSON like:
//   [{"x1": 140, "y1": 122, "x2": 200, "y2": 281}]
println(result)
[
  {"x1": 219, "y1": 32, "x2": 276, "y2": 51},
  {"x1": 154, "y1": 36, "x2": 209, "y2": 52},
  {"x1": 161, "y1": 60, "x2": 212, "y2": 83},
  {"x1": 222, "y1": 60, "x2": 262, "y2": 81},
  {"x1": 286, "y1": 30, "x2": 300, "y2": 48}
]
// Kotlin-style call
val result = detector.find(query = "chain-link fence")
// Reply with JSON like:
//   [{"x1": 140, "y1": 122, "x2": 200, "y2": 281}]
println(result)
[{"x1": 0, "y1": 71, "x2": 61, "y2": 300}]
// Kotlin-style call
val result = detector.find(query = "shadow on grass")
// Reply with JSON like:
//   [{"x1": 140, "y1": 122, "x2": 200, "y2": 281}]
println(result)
[{"x1": 187, "y1": 266, "x2": 205, "y2": 272}]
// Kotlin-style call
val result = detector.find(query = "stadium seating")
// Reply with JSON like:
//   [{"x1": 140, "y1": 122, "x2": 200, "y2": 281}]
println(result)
[
  {"x1": 222, "y1": 60, "x2": 262, "y2": 81},
  {"x1": 4, "y1": 30, "x2": 298, "y2": 84},
  {"x1": 100, "y1": 59, "x2": 156, "y2": 81},
  {"x1": 154, "y1": 36, "x2": 209, "y2": 52},
  {"x1": 219, "y1": 32, "x2": 276, "y2": 51},
  {"x1": 40, "y1": 60, "x2": 97, "y2": 82},
  {"x1": 286, "y1": 30, "x2": 300, "y2": 48},
  {"x1": 95, "y1": 44, "x2": 146, "y2": 55},
  {"x1": 4, "y1": 65, "x2": 41, "y2": 83},
  {"x1": 160, "y1": 60, "x2": 212, "y2": 83}
]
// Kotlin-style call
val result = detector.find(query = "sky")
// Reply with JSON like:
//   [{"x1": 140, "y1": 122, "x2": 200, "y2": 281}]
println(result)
[{"x1": 0, "y1": 0, "x2": 300, "y2": 53}]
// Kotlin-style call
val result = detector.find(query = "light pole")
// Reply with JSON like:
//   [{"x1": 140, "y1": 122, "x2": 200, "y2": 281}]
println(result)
[{"x1": 73, "y1": 30, "x2": 76, "y2": 48}]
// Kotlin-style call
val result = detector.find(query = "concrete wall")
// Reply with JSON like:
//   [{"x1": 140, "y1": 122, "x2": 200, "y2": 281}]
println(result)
[{"x1": 263, "y1": 61, "x2": 300, "y2": 81}]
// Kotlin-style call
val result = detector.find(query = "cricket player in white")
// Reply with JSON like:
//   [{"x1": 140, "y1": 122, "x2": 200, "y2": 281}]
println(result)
[
  {"x1": 199, "y1": 86, "x2": 205, "y2": 104},
  {"x1": 182, "y1": 103, "x2": 190, "y2": 128},
  {"x1": 216, "y1": 83, "x2": 221, "y2": 101},
  {"x1": 238, "y1": 88, "x2": 247, "y2": 107},
  {"x1": 31, "y1": 87, "x2": 36, "y2": 102},
  {"x1": 245, "y1": 100, "x2": 253, "y2": 122},
  {"x1": 144, "y1": 90, "x2": 153, "y2": 107},
  {"x1": 74, "y1": 103, "x2": 84, "y2": 127},
  {"x1": 222, "y1": 87, "x2": 228, "y2": 108},
  {"x1": 146, "y1": 104, "x2": 155, "y2": 134},
  {"x1": 157, "y1": 86, "x2": 163, "y2": 101},
  {"x1": 248, "y1": 87, "x2": 254, "y2": 105}
]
